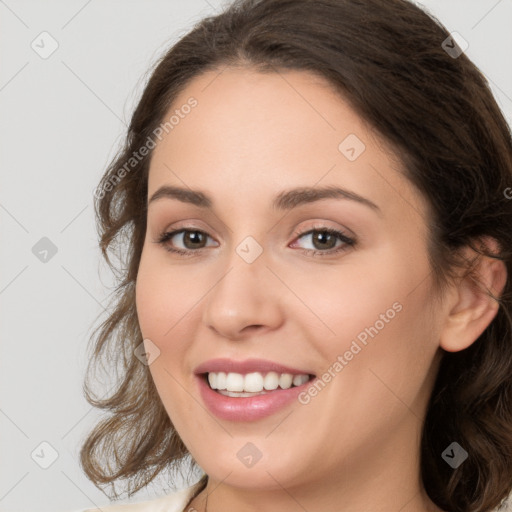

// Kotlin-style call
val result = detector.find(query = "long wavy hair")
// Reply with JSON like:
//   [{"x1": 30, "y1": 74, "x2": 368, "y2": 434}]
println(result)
[{"x1": 79, "y1": 1, "x2": 512, "y2": 510}]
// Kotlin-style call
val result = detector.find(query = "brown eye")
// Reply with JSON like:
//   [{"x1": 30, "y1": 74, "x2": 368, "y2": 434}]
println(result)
[
  {"x1": 180, "y1": 230, "x2": 207, "y2": 249},
  {"x1": 155, "y1": 228, "x2": 217, "y2": 255},
  {"x1": 310, "y1": 230, "x2": 338, "y2": 250},
  {"x1": 291, "y1": 227, "x2": 356, "y2": 257}
]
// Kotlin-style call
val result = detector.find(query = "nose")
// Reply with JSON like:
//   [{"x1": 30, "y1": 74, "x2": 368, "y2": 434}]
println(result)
[{"x1": 201, "y1": 252, "x2": 284, "y2": 341}]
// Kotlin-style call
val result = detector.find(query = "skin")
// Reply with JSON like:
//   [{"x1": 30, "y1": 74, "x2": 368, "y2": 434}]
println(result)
[{"x1": 135, "y1": 67, "x2": 506, "y2": 512}]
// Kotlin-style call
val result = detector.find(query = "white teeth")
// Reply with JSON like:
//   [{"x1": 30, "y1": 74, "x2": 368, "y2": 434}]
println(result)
[
  {"x1": 207, "y1": 372, "x2": 221, "y2": 390},
  {"x1": 216, "y1": 372, "x2": 226, "y2": 390},
  {"x1": 218, "y1": 390, "x2": 269, "y2": 397},
  {"x1": 279, "y1": 373, "x2": 293, "y2": 390},
  {"x1": 292, "y1": 374, "x2": 310, "y2": 386},
  {"x1": 263, "y1": 371, "x2": 279, "y2": 390},
  {"x1": 244, "y1": 372, "x2": 264, "y2": 392},
  {"x1": 226, "y1": 372, "x2": 244, "y2": 391},
  {"x1": 207, "y1": 371, "x2": 311, "y2": 393}
]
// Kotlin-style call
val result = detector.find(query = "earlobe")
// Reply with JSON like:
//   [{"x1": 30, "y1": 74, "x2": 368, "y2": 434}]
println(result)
[{"x1": 439, "y1": 237, "x2": 507, "y2": 353}]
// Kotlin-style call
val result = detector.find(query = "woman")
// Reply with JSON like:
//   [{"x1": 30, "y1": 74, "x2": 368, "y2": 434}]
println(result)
[{"x1": 78, "y1": 0, "x2": 512, "y2": 511}]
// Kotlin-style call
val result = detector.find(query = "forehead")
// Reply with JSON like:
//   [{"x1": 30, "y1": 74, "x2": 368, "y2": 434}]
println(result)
[{"x1": 147, "y1": 67, "x2": 428, "y2": 221}]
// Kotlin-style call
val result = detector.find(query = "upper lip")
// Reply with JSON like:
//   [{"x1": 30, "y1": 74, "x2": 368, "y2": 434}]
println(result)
[{"x1": 194, "y1": 358, "x2": 315, "y2": 376}]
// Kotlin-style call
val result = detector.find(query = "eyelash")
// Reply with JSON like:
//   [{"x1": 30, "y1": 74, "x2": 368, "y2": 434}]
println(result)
[{"x1": 153, "y1": 226, "x2": 356, "y2": 258}]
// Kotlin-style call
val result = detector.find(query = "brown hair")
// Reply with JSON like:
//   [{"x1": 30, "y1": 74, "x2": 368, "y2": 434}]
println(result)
[{"x1": 79, "y1": 1, "x2": 512, "y2": 510}]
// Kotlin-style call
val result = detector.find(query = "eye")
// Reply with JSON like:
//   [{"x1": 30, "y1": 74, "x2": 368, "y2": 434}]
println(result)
[
  {"x1": 291, "y1": 227, "x2": 356, "y2": 257},
  {"x1": 154, "y1": 228, "x2": 217, "y2": 256},
  {"x1": 153, "y1": 225, "x2": 356, "y2": 258}
]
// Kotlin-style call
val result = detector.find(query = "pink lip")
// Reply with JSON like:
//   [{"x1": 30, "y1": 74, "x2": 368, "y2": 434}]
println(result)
[
  {"x1": 195, "y1": 373, "x2": 317, "y2": 422},
  {"x1": 193, "y1": 357, "x2": 314, "y2": 376}
]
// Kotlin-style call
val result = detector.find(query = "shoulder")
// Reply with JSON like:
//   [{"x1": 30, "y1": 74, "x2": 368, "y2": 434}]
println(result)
[{"x1": 75, "y1": 481, "x2": 202, "y2": 512}]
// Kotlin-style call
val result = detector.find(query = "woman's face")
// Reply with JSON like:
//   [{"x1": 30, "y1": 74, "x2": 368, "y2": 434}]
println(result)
[{"x1": 136, "y1": 68, "x2": 445, "y2": 493}]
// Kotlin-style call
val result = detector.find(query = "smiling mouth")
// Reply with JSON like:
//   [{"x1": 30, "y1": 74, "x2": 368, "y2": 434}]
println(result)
[{"x1": 201, "y1": 371, "x2": 316, "y2": 397}]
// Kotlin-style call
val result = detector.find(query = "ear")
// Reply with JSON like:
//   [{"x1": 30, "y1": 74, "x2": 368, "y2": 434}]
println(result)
[{"x1": 439, "y1": 237, "x2": 508, "y2": 353}]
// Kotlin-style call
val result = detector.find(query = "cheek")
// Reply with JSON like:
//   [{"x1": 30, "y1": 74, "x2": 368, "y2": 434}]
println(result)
[
  {"x1": 328, "y1": 274, "x2": 437, "y2": 423},
  {"x1": 135, "y1": 260, "x2": 197, "y2": 423},
  {"x1": 135, "y1": 249, "x2": 193, "y2": 338},
  {"x1": 300, "y1": 283, "x2": 436, "y2": 464},
  {"x1": 290, "y1": 250, "x2": 424, "y2": 345},
  {"x1": 302, "y1": 246, "x2": 435, "y2": 397},
  {"x1": 135, "y1": 250, "x2": 205, "y2": 386}
]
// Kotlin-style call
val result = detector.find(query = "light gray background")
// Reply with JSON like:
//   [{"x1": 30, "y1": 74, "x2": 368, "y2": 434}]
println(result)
[{"x1": 1, "y1": 1, "x2": 511, "y2": 511}]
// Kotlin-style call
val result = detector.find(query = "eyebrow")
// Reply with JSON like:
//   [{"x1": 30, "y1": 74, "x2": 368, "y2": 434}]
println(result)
[{"x1": 148, "y1": 185, "x2": 381, "y2": 214}]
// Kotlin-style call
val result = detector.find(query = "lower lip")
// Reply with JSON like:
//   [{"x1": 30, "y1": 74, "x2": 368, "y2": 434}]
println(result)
[{"x1": 196, "y1": 374, "x2": 316, "y2": 422}]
